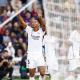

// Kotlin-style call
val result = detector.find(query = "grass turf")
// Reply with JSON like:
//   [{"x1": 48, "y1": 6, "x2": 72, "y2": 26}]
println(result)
[{"x1": 3, "y1": 76, "x2": 50, "y2": 80}]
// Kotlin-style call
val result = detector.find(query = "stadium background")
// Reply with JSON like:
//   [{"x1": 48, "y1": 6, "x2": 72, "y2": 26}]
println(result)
[{"x1": 0, "y1": 0, "x2": 80, "y2": 80}]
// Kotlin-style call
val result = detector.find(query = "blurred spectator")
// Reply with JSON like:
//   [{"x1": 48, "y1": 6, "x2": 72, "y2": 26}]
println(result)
[
  {"x1": 0, "y1": 16, "x2": 3, "y2": 23},
  {"x1": 10, "y1": 31, "x2": 16, "y2": 40},
  {"x1": 7, "y1": 22, "x2": 13, "y2": 30},
  {"x1": 31, "y1": 3, "x2": 38, "y2": 17},
  {"x1": 18, "y1": 37, "x2": 27, "y2": 52},
  {"x1": 0, "y1": 0, "x2": 8, "y2": 7},
  {"x1": 18, "y1": 37, "x2": 23, "y2": 44},
  {"x1": 25, "y1": 10, "x2": 31, "y2": 25},
  {"x1": 4, "y1": 42, "x2": 15, "y2": 57},
  {"x1": 20, "y1": 54, "x2": 29, "y2": 79},
  {"x1": 12, "y1": 21, "x2": 25, "y2": 38},
  {"x1": 0, "y1": 28, "x2": 5, "y2": 52},
  {"x1": 22, "y1": 42, "x2": 27, "y2": 52},
  {"x1": 12, "y1": 22, "x2": 20, "y2": 34},
  {"x1": 0, "y1": 28, "x2": 5, "y2": 35},
  {"x1": 38, "y1": 0, "x2": 43, "y2": 8},
  {"x1": 15, "y1": 48, "x2": 24, "y2": 57},
  {"x1": 21, "y1": 0, "x2": 27, "y2": 4},
  {"x1": 0, "y1": 50, "x2": 13, "y2": 80},
  {"x1": 2, "y1": 9, "x2": 9, "y2": 22},
  {"x1": 0, "y1": 43, "x2": 5, "y2": 53},
  {"x1": 6, "y1": 5, "x2": 13, "y2": 17},
  {"x1": 3, "y1": 29, "x2": 11, "y2": 43},
  {"x1": 0, "y1": 35, "x2": 3, "y2": 44}
]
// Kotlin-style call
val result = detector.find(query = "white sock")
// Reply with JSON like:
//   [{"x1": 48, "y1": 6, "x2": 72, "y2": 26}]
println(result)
[
  {"x1": 30, "y1": 77, "x2": 35, "y2": 80},
  {"x1": 39, "y1": 75, "x2": 45, "y2": 80}
]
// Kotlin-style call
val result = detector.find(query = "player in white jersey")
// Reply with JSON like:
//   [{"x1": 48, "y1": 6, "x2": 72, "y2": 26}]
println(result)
[
  {"x1": 18, "y1": 13, "x2": 46, "y2": 80},
  {"x1": 65, "y1": 28, "x2": 80, "y2": 80},
  {"x1": 43, "y1": 34, "x2": 59, "y2": 80}
]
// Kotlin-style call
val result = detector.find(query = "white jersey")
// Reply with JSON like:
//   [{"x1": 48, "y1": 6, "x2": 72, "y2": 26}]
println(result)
[
  {"x1": 43, "y1": 35, "x2": 59, "y2": 71},
  {"x1": 68, "y1": 30, "x2": 80, "y2": 71},
  {"x1": 25, "y1": 25, "x2": 45, "y2": 54}
]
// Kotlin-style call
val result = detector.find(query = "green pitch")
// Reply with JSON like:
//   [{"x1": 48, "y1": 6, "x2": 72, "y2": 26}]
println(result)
[
  {"x1": 3, "y1": 75, "x2": 64, "y2": 80},
  {"x1": 3, "y1": 76, "x2": 50, "y2": 80}
]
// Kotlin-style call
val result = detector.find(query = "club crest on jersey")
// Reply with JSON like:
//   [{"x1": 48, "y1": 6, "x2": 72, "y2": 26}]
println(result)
[
  {"x1": 31, "y1": 34, "x2": 40, "y2": 40},
  {"x1": 31, "y1": 32, "x2": 40, "y2": 40}
]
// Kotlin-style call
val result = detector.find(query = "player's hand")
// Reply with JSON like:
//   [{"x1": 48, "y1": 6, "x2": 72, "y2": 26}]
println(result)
[
  {"x1": 37, "y1": 9, "x2": 43, "y2": 17},
  {"x1": 38, "y1": 13, "x2": 42, "y2": 17}
]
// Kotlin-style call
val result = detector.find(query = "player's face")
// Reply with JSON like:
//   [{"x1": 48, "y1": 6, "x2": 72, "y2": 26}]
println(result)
[{"x1": 31, "y1": 17, "x2": 40, "y2": 28}]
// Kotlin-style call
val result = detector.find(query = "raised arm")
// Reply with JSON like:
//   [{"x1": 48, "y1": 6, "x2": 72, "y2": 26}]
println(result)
[
  {"x1": 38, "y1": 16, "x2": 46, "y2": 32},
  {"x1": 18, "y1": 15, "x2": 27, "y2": 29},
  {"x1": 37, "y1": 9, "x2": 46, "y2": 31}
]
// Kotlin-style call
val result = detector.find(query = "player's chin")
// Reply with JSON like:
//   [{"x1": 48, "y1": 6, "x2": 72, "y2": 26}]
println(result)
[
  {"x1": 35, "y1": 25, "x2": 39, "y2": 28},
  {"x1": 32, "y1": 26, "x2": 36, "y2": 28},
  {"x1": 32, "y1": 25, "x2": 39, "y2": 28},
  {"x1": 32, "y1": 26, "x2": 35, "y2": 28}
]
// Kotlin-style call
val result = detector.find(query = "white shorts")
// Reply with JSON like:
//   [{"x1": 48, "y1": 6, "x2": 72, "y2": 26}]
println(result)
[{"x1": 27, "y1": 53, "x2": 45, "y2": 68}]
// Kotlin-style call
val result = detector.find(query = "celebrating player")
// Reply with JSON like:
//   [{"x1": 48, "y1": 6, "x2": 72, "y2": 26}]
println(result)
[{"x1": 17, "y1": 10, "x2": 46, "y2": 80}]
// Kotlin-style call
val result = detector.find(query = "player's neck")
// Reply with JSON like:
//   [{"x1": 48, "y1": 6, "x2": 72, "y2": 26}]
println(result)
[{"x1": 33, "y1": 27, "x2": 39, "y2": 32}]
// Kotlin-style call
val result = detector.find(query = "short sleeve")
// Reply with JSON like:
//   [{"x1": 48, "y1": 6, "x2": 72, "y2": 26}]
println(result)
[
  {"x1": 43, "y1": 36, "x2": 46, "y2": 46},
  {"x1": 40, "y1": 28, "x2": 45, "y2": 36},
  {"x1": 24, "y1": 25, "x2": 32, "y2": 34}
]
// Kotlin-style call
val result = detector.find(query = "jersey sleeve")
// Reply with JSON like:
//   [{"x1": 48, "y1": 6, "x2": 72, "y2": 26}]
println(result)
[
  {"x1": 40, "y1": 28, "x2": 45, "y2": 36},
  {"x1": 43, "y1": 36, "x2": 46, "y2": 46},
  {"x1": 24, "y1": 25, "x2": 32, "y2": 34}
]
